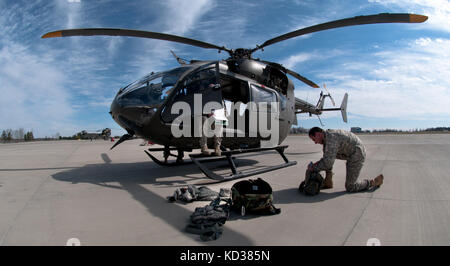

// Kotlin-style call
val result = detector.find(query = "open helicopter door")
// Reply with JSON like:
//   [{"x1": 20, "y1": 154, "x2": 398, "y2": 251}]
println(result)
[
  {"x1": 194, "y1": 62, "x2": 225, "y2": 139},
  {"x1": 188, "y1": 75, "x2": 296, "y2": 182},
  {"x1": 249, "y1": 83, "x2": 280, "y2": 148},
  {"x1": 161, "y1": 62, "x2": 224, "y2": 137}
]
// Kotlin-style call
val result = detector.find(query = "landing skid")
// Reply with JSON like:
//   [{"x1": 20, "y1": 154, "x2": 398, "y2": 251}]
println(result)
[
  {"x1": 144, "y1": 147, "x2": 192, "y2": 166},
  {"x1": 144, "y1": 145, "x2": 296, "y2": 181},
  {"x1": 189, "y1": 145, "x2": 297, "y2": 182},
  {"x1": 144, "y1": 147, "x2": 229, "y2": 166}
]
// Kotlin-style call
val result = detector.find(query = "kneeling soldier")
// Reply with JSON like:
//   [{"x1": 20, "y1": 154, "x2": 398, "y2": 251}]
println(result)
[{"x1": 308, "y1": 127, "x2": 383, "y2": 192}]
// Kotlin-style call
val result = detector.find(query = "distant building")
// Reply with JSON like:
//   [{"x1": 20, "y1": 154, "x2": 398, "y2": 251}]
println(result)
[{"x1": 351, "y1": 127, "x2": 362, "y2": 133}]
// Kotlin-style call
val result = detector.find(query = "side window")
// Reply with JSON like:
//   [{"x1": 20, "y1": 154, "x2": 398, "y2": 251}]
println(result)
[
  {"x1": 161, "y1": 66, "x2": 220, "y2": 123},
  {"x1": 174, "y1": 67, "x2": 217, "y2": 101},
  {"x1": 160, "y1": 76, "x2": 177, "y2": 101},
  {"x1": 250, "y1": 84, "x2": 277, "y2": 112},
  {"x1": 279, "y1": 93, "x2": 287, "y2": 111}
]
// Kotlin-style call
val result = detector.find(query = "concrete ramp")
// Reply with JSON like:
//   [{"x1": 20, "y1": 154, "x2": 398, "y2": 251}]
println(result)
[{"x1": 0, "y1": 134, "x2": 449, "y2": 245}]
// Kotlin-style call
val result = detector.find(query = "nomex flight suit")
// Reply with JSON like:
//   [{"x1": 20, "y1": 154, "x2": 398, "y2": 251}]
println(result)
[{"x1": 312, "y1": 129, "x2": 370, "y2": 192}]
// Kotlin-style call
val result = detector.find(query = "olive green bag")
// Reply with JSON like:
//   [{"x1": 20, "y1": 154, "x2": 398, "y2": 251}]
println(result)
[{"x1": 231, "y1": 178, "x2": 281, "y2": 216}]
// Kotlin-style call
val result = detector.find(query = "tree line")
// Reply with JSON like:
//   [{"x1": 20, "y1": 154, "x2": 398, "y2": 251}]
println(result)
[
  {"x1": 1, "y1": 128, "x2": 34, "y2": 142},
  {"x1": 290, "y1": 126, "x2": 450, "y2": 134},
  {"x1": 1, "y1": 128, "x2": 113, "y2": 142}
]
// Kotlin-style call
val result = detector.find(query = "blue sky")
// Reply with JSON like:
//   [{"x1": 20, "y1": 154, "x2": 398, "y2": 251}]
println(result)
[{"x1": 0, "y1": 0, "x2": 449, "y2": 137}]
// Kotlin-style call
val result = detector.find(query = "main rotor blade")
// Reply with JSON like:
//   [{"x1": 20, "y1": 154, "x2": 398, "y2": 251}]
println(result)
[
  {"x1": 284, "y1": 68, "x2": 319, "y2": 88},
  {"x1": 253, "y1": 13, "x2": 427, "y2": 52},
  {"x1": 42, "y1": 28, "x2": 232, "y2": 54},
  {"x1": 261, "y1": 60, "x2": 319, "y2": 88}
]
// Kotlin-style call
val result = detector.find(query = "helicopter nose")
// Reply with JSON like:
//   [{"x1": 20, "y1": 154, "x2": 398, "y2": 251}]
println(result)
[
  {"x1": 109, "y1": 96, "x2": 130, "y2": 131},
  {"x1": 109, "y1": 96, "x2": 120, "y2": 120},
  {"x1": 109, "y1": 94, "x2": 144, "y2": 136}
]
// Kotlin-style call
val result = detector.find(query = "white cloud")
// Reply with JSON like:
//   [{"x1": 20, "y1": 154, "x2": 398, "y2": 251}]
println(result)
[
  {"x1": 88, "y1": 96, "x2": 114, "y2": 108},
  {"x1": 128, "y1": 0, "x2": 217, "y2": 76},
  {"x1": 281, "y1": 49, "x2": 346, "y2": 69},
  {"x1": 162, "y1": 0, "x2": 215, "y2": 36},
  {"x1": 54, "y1": 0, "x2": 83, "y2": 29},
  {"x1": 287, "y1": 0, "x2": 370, "y2": 33},
  {"x1": 368, "y1": 0, "x2": 450, "y2": 33},
  {"x1": 0, "y1": 43, "x2": 75, "y2": 137},
  {"x1": 316, "y1": 38, "x2": 450, "y2": 119},
  {"x1": 281, "y1": 53, "x2": 313, "y2": 69},
  {"x1": 0, "y1": 1, "x2": 119, "y2": 137}
]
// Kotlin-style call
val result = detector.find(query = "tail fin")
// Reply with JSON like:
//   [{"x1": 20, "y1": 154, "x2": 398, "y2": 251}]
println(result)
[{"x1": 340, "y1": 93, "x2": 348, "y2": 123}]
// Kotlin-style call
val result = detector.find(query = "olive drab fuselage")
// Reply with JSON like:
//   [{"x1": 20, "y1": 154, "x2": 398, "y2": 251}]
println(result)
[{"x1": 109, "y1": 59, "x2": 295, "y2": 150}]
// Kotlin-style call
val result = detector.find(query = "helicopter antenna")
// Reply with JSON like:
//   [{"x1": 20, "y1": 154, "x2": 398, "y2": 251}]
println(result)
[
  {"x1": 170, "y1": 50, "x2": 187, "y2": 65},
  {"x1": 317, "y1": 115, "x2": 324, "y2": 126}
]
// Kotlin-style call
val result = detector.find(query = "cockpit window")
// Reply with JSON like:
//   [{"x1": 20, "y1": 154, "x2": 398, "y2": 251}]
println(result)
[
  {"x1": 118, "y1": 66, "x2": 192, "y2": 108},
  {"x1": 161, "y1": 62, "x2": 222, "y2": 123}
]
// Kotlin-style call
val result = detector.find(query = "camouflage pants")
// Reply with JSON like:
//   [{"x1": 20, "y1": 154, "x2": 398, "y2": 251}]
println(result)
[
  {"x1": 345, "y1": 145, "x2": 370, "y2": 192},
  {"x1": 199, "y1": 116, "x2": 223, "y2": 148}
]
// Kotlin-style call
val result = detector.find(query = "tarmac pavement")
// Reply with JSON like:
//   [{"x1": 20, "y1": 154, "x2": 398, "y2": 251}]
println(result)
[{"x1": 1, "y1": 134, "x2": 449, "y2": 246}]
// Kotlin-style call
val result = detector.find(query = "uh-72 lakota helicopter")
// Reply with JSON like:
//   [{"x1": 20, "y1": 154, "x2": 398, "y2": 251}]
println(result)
[{"x1": 42, "y1": 13, "x2": 427, "y2": 181}]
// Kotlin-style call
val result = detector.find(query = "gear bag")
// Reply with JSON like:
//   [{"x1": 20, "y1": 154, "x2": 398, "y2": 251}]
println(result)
[
  {"x1": 231, "y1": 178, "x2": 280, "y2": 216},
  {"x1": 299, "y1": 169, "x2": 324, "y2": 196},
  {"x1": 185, "y1": 197, "x2": 231, "y2": 241},
  {"x1": 167, "y1": 185, "x2": 221, "y2": 203}
]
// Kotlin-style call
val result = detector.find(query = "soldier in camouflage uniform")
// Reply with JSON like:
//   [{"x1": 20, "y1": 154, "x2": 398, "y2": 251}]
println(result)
[{"x1": 308, "y1": 127, "x2": 383, "y2": 192}]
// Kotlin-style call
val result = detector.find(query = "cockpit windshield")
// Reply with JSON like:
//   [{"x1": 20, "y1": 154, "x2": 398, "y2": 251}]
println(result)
[{"x1": 117, "y1": 66, "x2": 192, "y2": 108}]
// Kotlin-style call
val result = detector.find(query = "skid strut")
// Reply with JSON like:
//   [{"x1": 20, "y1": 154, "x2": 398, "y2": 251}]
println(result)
[
  {"x1": 189, "y1": 145, "x2": 297, "y2": 181},
  {"x1": 144, "y1": 146, "x2": 228, "y2": 166},
  {"x1": 144, "y1": 146, "x2": 192, "y2": 166}
]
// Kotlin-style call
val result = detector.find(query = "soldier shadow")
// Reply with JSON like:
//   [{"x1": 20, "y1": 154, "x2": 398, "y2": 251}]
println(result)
[{"x1": 274, "y1": 188, "x2": 348, "y2": 203}]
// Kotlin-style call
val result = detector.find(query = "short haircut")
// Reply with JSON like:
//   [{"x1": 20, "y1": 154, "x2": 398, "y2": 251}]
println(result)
[{"x1": 308, "y1": 127, "x2": 323, "y2": 137}]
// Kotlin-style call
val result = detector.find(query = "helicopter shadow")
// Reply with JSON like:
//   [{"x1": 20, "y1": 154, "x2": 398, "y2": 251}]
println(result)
[
  {"x1": 51, "y1": 153, "x2": 258, "y2": 245},
  {"x1": 52, "y1": 153, "x2": 260, "y2": 187}
]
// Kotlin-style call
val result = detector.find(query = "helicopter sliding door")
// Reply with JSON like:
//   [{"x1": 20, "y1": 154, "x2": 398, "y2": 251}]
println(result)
[
  {"x1": 249, "y1": 83, "x2": 280, "y2": 147},
  {"x1": 220, "y1": 77, "x2": 251, "y2": 141},
  {"x1": 161, "y1": 62, "x2": 223, "y2": 138}
]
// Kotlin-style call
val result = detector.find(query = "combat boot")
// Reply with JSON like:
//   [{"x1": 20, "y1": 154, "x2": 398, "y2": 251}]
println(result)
[
  {"x1": 214, "y1": 146, "x2": 221, "y2": 156},
  {"x1": 370, "y1": 174, "x2": 384, "y2": 188},
  {"x1": 201, "y1": 145, "x2": 211, "y2": 156},
  {"x1": 322, "y1": 171, "x2": 333, "y2": 189}
]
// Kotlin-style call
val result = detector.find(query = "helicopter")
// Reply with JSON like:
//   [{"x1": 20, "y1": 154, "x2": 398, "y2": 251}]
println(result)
[
  {"x1": 77, "y1": 128, "x2": 112, "y2": 140},
  {"x1": 42, "y1": 13, "x2": 427, "y2": 181}
]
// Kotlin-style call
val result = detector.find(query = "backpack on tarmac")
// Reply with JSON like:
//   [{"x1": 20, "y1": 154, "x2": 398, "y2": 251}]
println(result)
[
  {"x1": 231, "y1": 178, "x2": 281, "y2": 216},
  {"x1": 299, "y1": 170, "x2": 324, "y2": 196}
]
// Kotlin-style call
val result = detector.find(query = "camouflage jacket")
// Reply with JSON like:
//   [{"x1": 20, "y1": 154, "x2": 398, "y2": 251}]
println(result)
[{"x1": 313, "y1": 129, "x2": 365, "y2": 172}]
